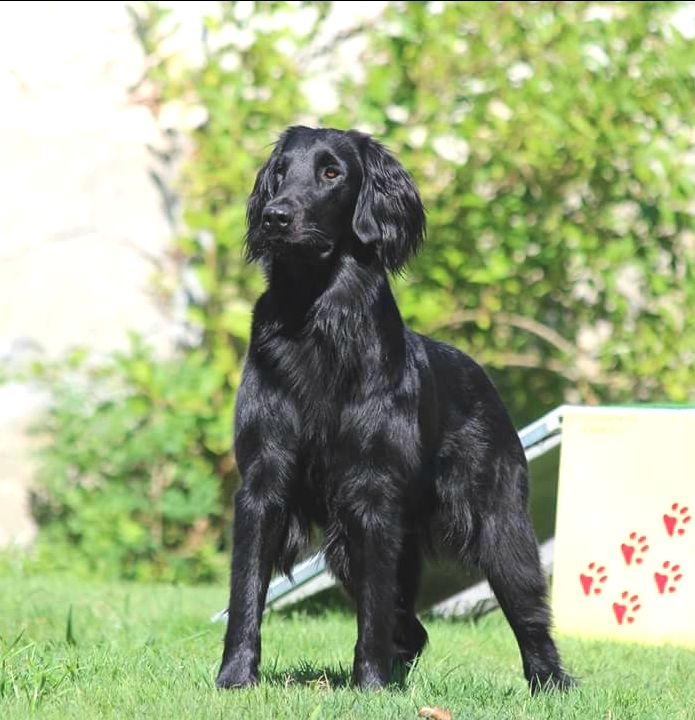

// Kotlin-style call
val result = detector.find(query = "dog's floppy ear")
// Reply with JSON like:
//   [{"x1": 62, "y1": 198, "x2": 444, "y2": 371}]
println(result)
[
  {"x1": 247, "y1": 154, "x2": 277, "y2": 231},
  {"x1": 350, "y1": 132, "x2": 426, "y2": 272},
  {"x1": 245, "y1": 149, "x2": 280, "y2": 262},
  {"x1": 245, "y1": 130, "x2": 295, "y2": 262}
]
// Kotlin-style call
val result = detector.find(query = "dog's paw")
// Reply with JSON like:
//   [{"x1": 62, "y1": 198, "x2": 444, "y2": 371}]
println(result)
[
  {"x1": 353, "y1": 659, "x2": 391, "y2": 691},
  {"x1": 354, "y1": 674, "x2": 388, "y2": 691},
  {"x1": 215, "y1": 665, "x2": 259, "y2": 690},
  {"x1": 528, "y1": 670, "x2": 577, "y2": 694}
]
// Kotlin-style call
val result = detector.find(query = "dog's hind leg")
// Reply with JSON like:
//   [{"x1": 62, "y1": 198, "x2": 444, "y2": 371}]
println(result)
[
  {"x1": 477, "y1": 461, "x2": 575, "y2": 693},
  {"x1": 393, "y1": 532, "x2": 428, "y2": 667}
]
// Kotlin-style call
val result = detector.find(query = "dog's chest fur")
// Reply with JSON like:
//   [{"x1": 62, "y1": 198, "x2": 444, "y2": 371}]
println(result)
[
  {"x1": 260, "y1": 310, "x2": 388, "y2": 436},
  {"x1": 252, "y1": 281, "x2": 412, "y2": 516}
]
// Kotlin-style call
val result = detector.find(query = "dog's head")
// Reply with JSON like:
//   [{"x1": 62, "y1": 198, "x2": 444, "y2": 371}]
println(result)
[{"x1": 245, "y1": 126, "x2": 425, "y2": 272}]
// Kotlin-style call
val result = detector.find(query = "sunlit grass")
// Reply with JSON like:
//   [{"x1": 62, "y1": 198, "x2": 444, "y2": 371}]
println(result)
[{"x1": 1, "y1": 571, "x2": 693, "y2": 719}]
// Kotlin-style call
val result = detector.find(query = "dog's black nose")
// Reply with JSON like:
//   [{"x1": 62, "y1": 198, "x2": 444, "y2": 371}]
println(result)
[{"x1": 262, "y1": 205, "x2": 293, "y2": 232}]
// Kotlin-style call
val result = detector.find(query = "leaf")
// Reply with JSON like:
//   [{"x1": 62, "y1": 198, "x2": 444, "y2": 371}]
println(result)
[
  {"x1": 418, "y1": 707, "x2": 453, "y2": 720},
  {"x1": 65, "y1": 605, "x2": 77, "y2": 646}
]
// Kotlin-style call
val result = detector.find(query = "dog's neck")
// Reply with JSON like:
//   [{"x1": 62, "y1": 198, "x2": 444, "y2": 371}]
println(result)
[
  {"x1": 266, "y1": 256, "x2": 337, "y2": 321},
  {"x1": 267, "y1": 254, "x2": 389, "y2": 319},
  {"x1": 261, "y1": 253, "x2": 406, "y2": 368}
]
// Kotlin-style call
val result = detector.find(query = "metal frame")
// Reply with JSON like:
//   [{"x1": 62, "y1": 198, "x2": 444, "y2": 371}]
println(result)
[{"x1": 212, "y1": 405, "x2": 567, "y2": 623}]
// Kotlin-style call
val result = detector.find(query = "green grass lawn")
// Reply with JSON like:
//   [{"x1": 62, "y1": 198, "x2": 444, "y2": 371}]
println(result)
[{"x1": 1, "y1": 571, "x2": 694, "y2": 720}]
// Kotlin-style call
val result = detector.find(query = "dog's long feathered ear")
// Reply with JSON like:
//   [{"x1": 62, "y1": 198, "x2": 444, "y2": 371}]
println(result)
[
  {"x1": 350, "y1": 132, "x2": 426, "y2": 273},
  {"x1": 245, "y1": 139, "x2": 283, "y2": 262}
]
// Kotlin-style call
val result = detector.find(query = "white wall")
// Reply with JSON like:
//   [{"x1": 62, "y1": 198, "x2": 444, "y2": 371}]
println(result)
[{"x1": 0, "y1": 1, "x2": 176, "y2": 545}]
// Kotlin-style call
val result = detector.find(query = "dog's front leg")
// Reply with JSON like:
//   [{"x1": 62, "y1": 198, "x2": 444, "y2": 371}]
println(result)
[
  {"x1": 344, "y1": 484, "x2": 402, "y2": 690},
  {"x1": 216, "y1": 488, "x2": 287, "y2": 689}
]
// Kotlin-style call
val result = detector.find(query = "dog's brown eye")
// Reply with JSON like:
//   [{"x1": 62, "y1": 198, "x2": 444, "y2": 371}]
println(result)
[{"x1": 323, "y1": 167, "x2": 340, "y2": 180}]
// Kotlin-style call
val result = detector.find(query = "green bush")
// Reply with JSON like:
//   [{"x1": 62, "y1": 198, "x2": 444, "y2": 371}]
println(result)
[
  {"x1": 28, "y1": 340, "x2": 232, "y2": 583},
  {"x1": 20, "y1": 1, "x2": 695, "y2": 582}
]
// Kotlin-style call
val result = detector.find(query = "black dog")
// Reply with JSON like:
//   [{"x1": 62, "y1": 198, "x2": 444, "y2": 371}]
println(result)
[{"x1": 216, "y1": 126, "x2": 573, "y2": 693}]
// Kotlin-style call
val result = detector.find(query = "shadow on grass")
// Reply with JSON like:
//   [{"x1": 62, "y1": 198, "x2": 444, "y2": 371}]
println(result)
[
  {"x1": 263, "y1": 656, "x2": 416, "y2": 691},
  {"x1": 263, "y1": 659, "x2": 352, "y2": 689}
]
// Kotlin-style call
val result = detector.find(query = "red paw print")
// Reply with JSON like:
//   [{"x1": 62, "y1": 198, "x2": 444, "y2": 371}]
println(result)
[
  {"x1": 663, "y1": 503, "x2": 691, "y2": 537},
  {"x1": 612, "y1": 591, "x2": 641, "y2": 625},
  {"x1": 620, "y1": 532, "x2": 649, "y2": 566},
  {"x1": 654, "y1": 561, "x2": 683, "y2": 594},
  {"x1": 579, "y1": 562, "x2": 608, "y2": 596}
]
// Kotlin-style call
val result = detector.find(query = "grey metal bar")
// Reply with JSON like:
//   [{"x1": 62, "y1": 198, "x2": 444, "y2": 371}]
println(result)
[
  {"x1": 267, "y1": 552, "x2": 328, "y2": 604},
  {"x1": 525, "y1": 431, "x2": 562, "y2": 463},
  {"x1": 519, "y1": 405, "x2": 565, "y2": 451}
]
